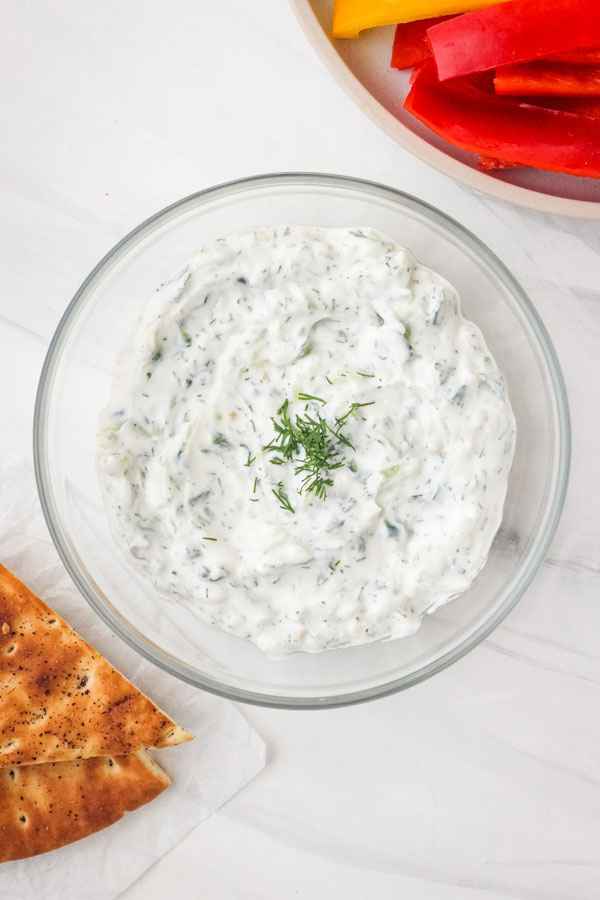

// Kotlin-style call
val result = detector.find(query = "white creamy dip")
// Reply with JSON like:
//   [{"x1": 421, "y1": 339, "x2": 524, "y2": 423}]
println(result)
[{"x1": 97, "y1": 226, "x2": 516, "y2": 655}]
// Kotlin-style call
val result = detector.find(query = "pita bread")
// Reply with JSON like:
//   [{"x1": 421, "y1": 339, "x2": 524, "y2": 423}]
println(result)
[
  {"x1": 0, "y1": 564, "x2": 193, "y2": 766},
  {"x1": 0, "y1": 749, "x2": 170, "y2": 861}
]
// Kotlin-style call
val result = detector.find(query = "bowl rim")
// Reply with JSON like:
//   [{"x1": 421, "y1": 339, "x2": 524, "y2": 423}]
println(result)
[
  {"x1": 33, "y1": 171, "x2": 571, "y2": 709},
  {"x1": 289, "y1": 0, "x2": 600, "y2": 221}
]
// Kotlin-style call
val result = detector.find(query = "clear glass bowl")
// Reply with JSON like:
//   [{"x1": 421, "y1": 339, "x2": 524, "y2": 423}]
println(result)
[{"x1": 34, "y1": 173, "x2": 570, "y2": 709}]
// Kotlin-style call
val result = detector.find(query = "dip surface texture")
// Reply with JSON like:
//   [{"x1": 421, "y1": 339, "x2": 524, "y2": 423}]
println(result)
[{"x1": 97, "y1": 226, "x2": 516, "y2": 655}]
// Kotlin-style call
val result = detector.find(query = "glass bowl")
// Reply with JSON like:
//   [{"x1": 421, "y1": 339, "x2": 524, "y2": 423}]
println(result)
[{"x1": 34, "y1": 173, "x2": 570, "y2": 709}]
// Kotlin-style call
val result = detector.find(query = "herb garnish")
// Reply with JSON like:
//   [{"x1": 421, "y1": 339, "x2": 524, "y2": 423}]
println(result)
[
  {"x1": 263, "y1": 397, "x2": 374, "y2": 503},
  {"x1": 272, "y1": 481, "x2": 295, "y2": 513},
  {"x1": 298, "y1": 392, "x2": 325, "y2": 405}
]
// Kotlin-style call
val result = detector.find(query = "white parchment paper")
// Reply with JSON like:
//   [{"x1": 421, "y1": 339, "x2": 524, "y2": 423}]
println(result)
[{"x1": 0, "y1": 462, "x2": 266, "y2": 900}]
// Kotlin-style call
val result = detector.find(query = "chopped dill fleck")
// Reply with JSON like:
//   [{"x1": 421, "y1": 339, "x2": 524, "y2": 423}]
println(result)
[
  {"x1": 202, "y1": 536, "x2": 217, "y2": 541},
  {"x1": 357, "y1": 372, "x2": 375, "y2": 378},
  {"x1": 244, "y1": 449, "x2": 256, "y2": 467}
]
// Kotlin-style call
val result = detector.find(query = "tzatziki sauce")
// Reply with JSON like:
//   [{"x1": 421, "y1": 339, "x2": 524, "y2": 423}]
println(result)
[{"x1": 97, "y1": 226, "x2": 516, "y2": 655}]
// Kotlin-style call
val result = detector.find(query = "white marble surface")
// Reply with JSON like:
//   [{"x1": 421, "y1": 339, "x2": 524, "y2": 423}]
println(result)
[{"x1": 1, "y1": 1, "x2": 599, "y2": 897}]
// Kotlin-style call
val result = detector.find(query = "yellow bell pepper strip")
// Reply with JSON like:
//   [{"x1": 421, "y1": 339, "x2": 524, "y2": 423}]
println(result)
[{"x1": 332, "y1": 0, "x2": 509, "y2": 39}]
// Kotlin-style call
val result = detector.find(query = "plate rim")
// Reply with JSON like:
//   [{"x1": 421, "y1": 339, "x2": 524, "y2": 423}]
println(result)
[{"x1": 290, "y1": 0, "x2": 600, "y2": 220}]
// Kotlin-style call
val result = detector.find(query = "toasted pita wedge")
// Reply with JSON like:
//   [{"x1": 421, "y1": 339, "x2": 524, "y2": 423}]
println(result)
[
  {"x1": 0, "y1": 749, "x2": 169, "y2": 861},
  {"x1": 0, "y1": 564, "x2": 193, "y2": 767}
]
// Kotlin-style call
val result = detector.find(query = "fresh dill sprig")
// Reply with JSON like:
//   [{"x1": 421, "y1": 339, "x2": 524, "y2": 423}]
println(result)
[
  {"x1": 272, "y1": 481, "x2": 295, "y2": 513},
  {"x1": 297, "y1": 392, "x2": 326, "y2": 405},
  {"x1": 263, "y1": 398, "x2": 374, "y2": 503},
  {"x1": 334, "y1": 401, "x2": 374, "y2": 430},
  {"x1": 263, "y1": 399, "x2": 299, "y2": 463},
  {"x1": 293, "y1": 413, "x2": 344, "y2": 500}
]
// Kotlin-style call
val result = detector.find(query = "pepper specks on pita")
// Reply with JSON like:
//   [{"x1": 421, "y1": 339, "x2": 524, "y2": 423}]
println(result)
[
  {"x1": 0, "y1": 563, "x2": 194, "y2": 861},
  {"x1": 0, "y1": 750, "x2": 171, "y2": 862},
  {"x1": 0, "y1": 563, "x2": 193, "y2": 767}
]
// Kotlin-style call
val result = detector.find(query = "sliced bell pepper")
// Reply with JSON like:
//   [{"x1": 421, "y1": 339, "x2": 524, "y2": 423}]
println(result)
[
  {"x1": 331, "y1": 0, "x2": 508, "y2": 39},
  {"x1": 403, "y1": 62, "x2": 600, "y2": 177},
  {"x1": 427, "y1": 0, "x2": 600, "y2": 81},
  {"x1": 391, "y1": 16, "x2": 454, "y2": 70},
  {"x1": 546, "y1": 47, "x2": 600, "y2": 65},
  {"x1": 532, "y1": 96, "x2": 600, "y2": 117},
  {"x1": 495, "y1": 63, "x2": 600, "y2": 97},
  {"x1": 477, "y1": 155, "x2": 526, "y2": 170}
]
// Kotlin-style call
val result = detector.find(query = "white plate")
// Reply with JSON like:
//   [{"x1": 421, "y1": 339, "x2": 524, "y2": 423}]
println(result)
[{"x1": 291, "y1": 0, "x2": 600, "y2": 219}]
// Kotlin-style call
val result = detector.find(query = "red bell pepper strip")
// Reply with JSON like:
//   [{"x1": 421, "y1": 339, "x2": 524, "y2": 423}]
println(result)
[
  {"x1": 545, "y1": 47, "x2": 600, "y2": 65},
  {"x1": 495, "y1": 63, "x2": 600, "y2": 97},
  {"x1": 403, "y1": 62, "x2": 600, "y2": 177},
  {"x1": 391, "y1": 16, "x2": 454, "y2": 70},
  {"x1": 477, "y1": 155, "x2": 526, "y2": 170},
  {"x1": 427, "y1": 0, "x2": 600, "y2": 81},
  {"x1": 531, "y1": 96, "x2": 600, "y2": 117}
]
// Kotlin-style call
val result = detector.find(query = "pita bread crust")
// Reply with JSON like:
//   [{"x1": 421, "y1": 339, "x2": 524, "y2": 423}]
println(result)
[
  {"x1": 0, "y1": 749, "x2": 170, "y2": 862},
  {"x1": 0, "y1": 564, "x2": 193, "y2": 766}
]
